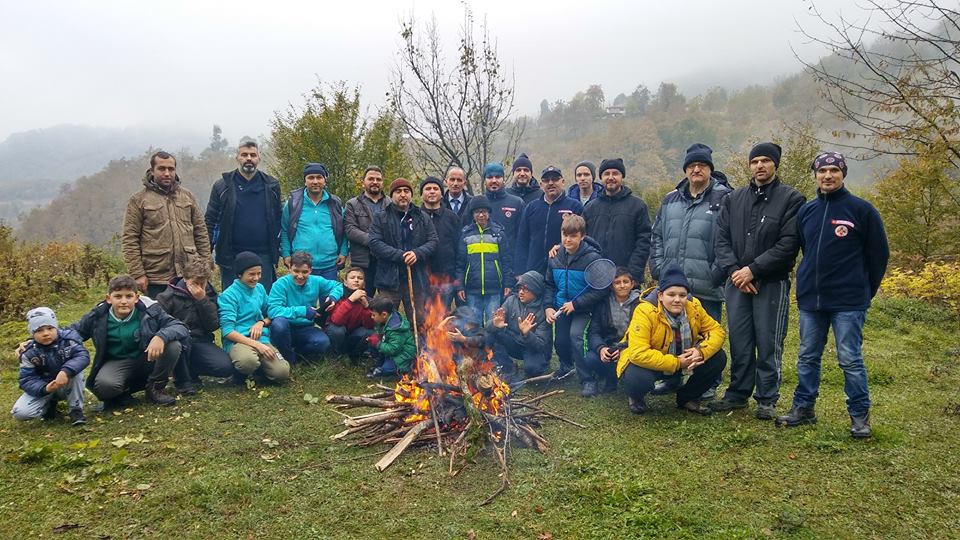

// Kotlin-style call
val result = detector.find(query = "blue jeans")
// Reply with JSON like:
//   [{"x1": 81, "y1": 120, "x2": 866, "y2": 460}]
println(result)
[
  {"x1": 793, "y1": 310, "x2": 870, "y2": 416},
  {"x1": 270, "y1": 317, "x2": 330, "y2": 362},
  {"x1": 466, "y1": 293, "x2": 502, "y2": 326}
]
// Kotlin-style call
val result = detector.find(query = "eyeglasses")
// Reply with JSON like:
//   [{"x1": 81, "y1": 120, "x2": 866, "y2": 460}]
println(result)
[
  {"x1": 517, "y1": 284, "x2": 530, "y2": 292},
  {"x1": 686, "y1": 163, "x2": 710, "y2": 171},
  {"x1": 540, "y1": 177, "x2": 562, "y2": 183}
]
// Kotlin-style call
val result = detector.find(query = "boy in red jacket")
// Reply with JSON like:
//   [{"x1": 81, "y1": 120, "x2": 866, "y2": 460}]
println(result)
[{"x1": 325, "y1": 267, "x2": 375, "y2": 361}]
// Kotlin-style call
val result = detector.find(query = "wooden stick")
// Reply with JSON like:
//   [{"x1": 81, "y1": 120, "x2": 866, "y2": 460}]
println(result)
[
  {"x1": 326, "y1": 395, "x2": 398, "y2": 408},
  {"x1": 330, "y1": 424, "x2": 375, "y2": 440},
  {"x1": 374, "y1": 420, "x2": 430, "y2": 472},
  {"x1": 345, "y1": 410, "x2": 408, "y2": 427},
  {"x1": 429, "y1": 395, "x2": 444, "y2": 456},
  {"x1": 406, "y1": 265, "x2": 420, "y2": 358},
  {"x1": 515, "y1": 389, "x2": 564, "y2": 405}
]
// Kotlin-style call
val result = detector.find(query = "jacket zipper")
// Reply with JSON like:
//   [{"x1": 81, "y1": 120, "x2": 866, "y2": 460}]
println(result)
[{"x1": 814, "y1": 198, "x2": 830, "y2": 310}]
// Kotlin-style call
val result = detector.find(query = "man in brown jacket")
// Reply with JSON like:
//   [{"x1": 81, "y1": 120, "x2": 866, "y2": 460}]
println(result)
[{"x1": 122, "y1": 151, "x2": 211, "y2": 298}]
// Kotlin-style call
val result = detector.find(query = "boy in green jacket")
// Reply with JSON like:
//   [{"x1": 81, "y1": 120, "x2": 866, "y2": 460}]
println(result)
[{"x1": 365, "y1": 296, "x2": 417, "y2": 378}]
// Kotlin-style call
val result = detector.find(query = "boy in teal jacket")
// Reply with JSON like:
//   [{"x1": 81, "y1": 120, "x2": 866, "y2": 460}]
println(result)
[{"x1": 365, "y1": 296, "x2": 417, "y2": 378}]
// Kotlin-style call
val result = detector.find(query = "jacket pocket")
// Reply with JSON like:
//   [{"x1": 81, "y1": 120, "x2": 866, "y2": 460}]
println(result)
[{"x1": 141, "y1": 202, "x2": 169, "y2": 243}]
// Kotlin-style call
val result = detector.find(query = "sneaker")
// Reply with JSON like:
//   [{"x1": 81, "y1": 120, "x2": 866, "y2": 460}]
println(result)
[
  {"x1": 699, "y1": 386, "x2": 717, "y2": 401},
  {"x1": 708, "y1": 398, "x2": 748, "y2": 412},
  {"x1": 553, "y1": 365, "x2": 576, "y2": 381},
  {"x1": 650, "y1": 378, "x2": 681, "y2": 396},
  {"x1": 42, "y1": 398, "x2": 59, "y2": 420},
  {"x1": 581, "y1": 381, "x2": 598, "y2": 398},
  {"x1": 850, "y1": 413, "x2": 872, "y2": 439},
  {"x1": 775, "y1": 406, "x2": 817, "y2": 427},
  {"x1": 755, "y1": 403, "x2": 777, "y2": 420},
  {"x1": 628, "y1": 397, "x2": 647, "y2": 414},
  {"x1": 69, "y1": 408, "x2": 87, "y2": 426},
  {"x1": 680, "y1": 400, "x2": 712, "y2": 416},
  {"x1": 146, "y1": 382, "x2": 176, "y2": 406},
  {"x1": 365, "y1": 366, "x2": 397, "y2": 379}
]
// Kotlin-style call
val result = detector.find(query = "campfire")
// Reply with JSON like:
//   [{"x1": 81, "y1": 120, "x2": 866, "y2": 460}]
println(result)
[{"x1": 327, "y1": 291, "x2": 584, "y2": 505}]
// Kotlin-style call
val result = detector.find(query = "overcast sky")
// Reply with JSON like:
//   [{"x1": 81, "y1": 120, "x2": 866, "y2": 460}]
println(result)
[{"x1": 1, "y1": 0, "x2": 871, "y2": 143}]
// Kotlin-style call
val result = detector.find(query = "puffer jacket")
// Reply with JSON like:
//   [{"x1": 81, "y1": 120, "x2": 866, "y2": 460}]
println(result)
[
  {"x1": 376, "y1": 311, "x2": 416, "y2": 372},
  {"x1": 617, "y1": 287, "x2": 725, "y2": 376},
  {"x1": 18, "y1": 329, "x2": 90, "y2": 397},
  {"x1": 205, "y1": 170, "x2": 282, "y2": 267},
  {"x1": 456, "y1": 221, "x2": 512, "y2": 295},
  {"x1": 156, "y1": 277, "x2": 221, "y2": 342},
  {"x1": 582, "y1": 186, "x2": 652, "y2": 283},
  {"x1": 485, "y1": 271, "x2": 551, "y2": 354},
  {"x1": 344, "y1": 193, "x2": 387, "y2": 268},
  {"x1": 587, "y1": 289, "x2": 641, "y2": 354},
  {"x1": 368, "y1": 203, "x2": 438, "y2": 291},
  {"x1": 650, "y1": 173, "x2": 732, "y2": 302},
  {"x1": 543, "y1": 236, "x2": 607, "y2": 311},
  {"x1": 122, "y1": 171, "x2": 211, "y2": 284}
]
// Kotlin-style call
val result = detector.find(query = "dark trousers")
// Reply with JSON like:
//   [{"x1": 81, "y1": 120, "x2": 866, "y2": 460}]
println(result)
[
  {"x1": 621, "y1": 349, "x2": 727, "y2": 406},
  {"x1": 326, "y1": 324, "x2": 374, "y2": 358},
  {"x1": 92, "y1": 341, "x2": 183, "y2": 400},
  {"x1": 312, "y1": 265, "x2": 340, "y2": 281},
  {"x1": 270, "y1": 317, "x2": 330, "y2": 362},
  {"x1": 220, "y1": 251, "x2": 276, "y2": 292},
  {"x1": 381, "y1": 284, "x2": 425, "y2": 330},
  {"x1": 554, "y1": 312, "x2": 590, "y2": 380},
  {"x1": 583, "y1": 350, "x2": 618, "y2": 387},
  {"x1": 723, "y1": 279, "x2": 791, "y2": 405},
  {"x1": 183, "y1": 340, "x2": 236, "y2": 378},
  {"x1": 489, "y1": 331, "x2": 551, "y2": 377},
  {"x1": 363, "y1": 260, "x2": 378, "y2": 296},
  {"x1": 145, "y1": 283, "x2": 167, "y2": 299}
]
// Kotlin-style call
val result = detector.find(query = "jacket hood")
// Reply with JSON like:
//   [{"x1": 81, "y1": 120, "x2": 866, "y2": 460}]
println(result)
[
  {"x1": 641, "y1": 286, "x2": 659, "y2": 306},
  {"x1": 386, "y1": 310, "x2": 409, "y2": 331},
  {"x1": 517, "y1": 270, "x2": 546, "y2": 297},
  {"x1": 143, "y1": 169, "x2": 181, "y2": 194},
  {"x1": 599, "y1": 185, "x2": 633, "y2": 201},
  {"x1": 711, "y1": 170, "x2": 731, "y2": 188},
  {"x1": 509, "y1": 178, "x2": 540, "y2": 193},
  {"x1": 673, "y1": 173, "x2": 733, "y2": 197}
]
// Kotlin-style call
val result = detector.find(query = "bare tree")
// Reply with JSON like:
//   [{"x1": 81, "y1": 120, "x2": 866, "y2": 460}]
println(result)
[{"x1": 389, "y1": 5, "x2": 524, "y2": 192}]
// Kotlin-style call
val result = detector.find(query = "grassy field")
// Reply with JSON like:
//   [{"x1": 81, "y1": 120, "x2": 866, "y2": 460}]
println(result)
[{"x1": 0, "y1": 292, "x2": 958, "y2": 539}]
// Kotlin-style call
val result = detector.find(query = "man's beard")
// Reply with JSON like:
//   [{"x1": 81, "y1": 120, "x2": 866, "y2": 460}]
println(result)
[{"x1": 241, "y1": 163, "x2": 257, "y2": 174}]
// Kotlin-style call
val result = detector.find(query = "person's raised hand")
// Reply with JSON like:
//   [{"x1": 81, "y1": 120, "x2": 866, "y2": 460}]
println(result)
[
  {"x1": 186, "y1": 280, "x2": 206, "y2": 301},
  {"x1": 517, "y1": 313, "x2": 537, "y2": 336}
]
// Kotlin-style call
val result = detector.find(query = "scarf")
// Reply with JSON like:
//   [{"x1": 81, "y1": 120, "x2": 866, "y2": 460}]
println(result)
[{"x1": 663, "y1": 308, "x2": 692, "y2": 356}]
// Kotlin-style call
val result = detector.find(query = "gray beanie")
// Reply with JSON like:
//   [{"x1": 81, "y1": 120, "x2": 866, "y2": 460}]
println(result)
[{"x1": 27, "y1": 307, "x2": 59, "y2": 334}]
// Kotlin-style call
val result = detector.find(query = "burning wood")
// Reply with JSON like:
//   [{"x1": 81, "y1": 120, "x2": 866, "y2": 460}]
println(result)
[{"x1": 327, "y1": 290, "x2": 582, "y2": 505}]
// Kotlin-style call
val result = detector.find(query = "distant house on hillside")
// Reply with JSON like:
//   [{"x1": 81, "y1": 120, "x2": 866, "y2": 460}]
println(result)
[{"x1": 604, "y1": 106, "x2": 625, "y2": 117}]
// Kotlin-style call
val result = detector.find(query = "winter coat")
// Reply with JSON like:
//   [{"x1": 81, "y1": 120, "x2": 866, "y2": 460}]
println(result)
[
  {"x1": 484, "y1": 189, "x2": 525, "y2": 249},
  {"x1": 368, "y1": 203, "x2": 438, "y2": 291},
  {"x1": 456, "y1": 221, "x2": 512, "y2": 295},
  {"x1": 543, "y1": 236, "x2": 608, "y2": 311},
  {"x1": 376, "y1": 311, "x2": 416, "y2": 371},
  {"x1": 344, "y1": 193, "x2": 387, "y2": 268},
  {"x1": 122, "y1": 171, "x2": 211, "y2": 284},
  {"x1": 617, "y1": 287, "x2": 725, "y2": 377},
  {"x1": 267, "y1": 273, "x2": 343, "y2": 326},
  {"x1": 795, "y1": 186, "x2": 889, "y2": 312},
  {"x1": 515, "y1": 192, "x2": 583, "y2": 276},
  {"x1": 328, "y1": 293, "x2": 375, "y2": 332},
  {"x1": 218, "y1": 280, "x2": 271, "y2": 351},
  {"x1": 156, "y1": 278, "x2": 221, "y2": 342},
  {"x1": 587, "y1": 289, "x2": 641, "y2": 354},
  {"x1": 484, "y1": 290, "x2": 551, "y2": 355},
  {"x1": 715, "y1": 177, "x2": 805, "y2": 284},
  {"x1": 506, "y1": 179, "x2": 542, "y2": 205},
  {"x1": 205, "y1": 170, "x2": 282, "y2": 266},
  {"x1": 650, "y1": 174, "x2": 732, "y2": 302},
  {"x1": 567, "y1": 182, "x2": 603, "y2": 205},
  {"x1": 423, "y1": 205, "x2": 461, "y2": 279},
  {"x1": 18, "y1": 329, "x2": 90, "y2": 397},
  {"x1": 280, "y1": 188, "x2": 347, "y2": 268},
  {"x1": 443, "y1": 192, "x2": 473, "y2": 226},
  {"x1": 582, "y1": 186, "x2": 652, "y2": 283},
  {"x1": 70, "y1": 298, "x2": 189, "y2": 391}
]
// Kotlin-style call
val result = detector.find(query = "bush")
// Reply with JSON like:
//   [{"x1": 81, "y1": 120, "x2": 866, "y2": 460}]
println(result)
[{"x1": 881, "y1": 261, "x2": 960, "y2": 315}]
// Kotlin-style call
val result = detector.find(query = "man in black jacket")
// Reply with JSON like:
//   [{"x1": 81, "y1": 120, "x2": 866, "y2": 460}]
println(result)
[
  {"x1": 582, "y1": 158, "x2": 652, "y2": 283},
  {"x1": 712, "y1": 142, "x2": 805, "y2": 419},
  {"x1": 205, "y1": 140, "x2": 282, "y2": 291},
  {"x1": 505, "y1": 153, "x2": 542, "y2": 205},
  {"x1": 369, "y1": 178, "x2": 439, "y2": 325},
  {"x1": 420, "y1": 176, "x2": 461, "y2": 308},
  {"x1": 345, "y1": 166, "x2": 387, "y2": 295}
]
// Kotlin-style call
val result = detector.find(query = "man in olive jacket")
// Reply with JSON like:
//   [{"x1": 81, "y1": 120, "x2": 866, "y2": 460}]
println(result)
[
  {"x1": 122, "y1": 150, "x2": 210, "y2": 298},
  {"x1": 344, "y1": 166, "x2": 388, "y2": 295}
]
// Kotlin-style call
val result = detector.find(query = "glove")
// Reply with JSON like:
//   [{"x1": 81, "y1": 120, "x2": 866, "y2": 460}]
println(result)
[
  {"x1": 367, "y1": 334, "x2": 381, "y2": 349},
  {"x1": 305, "y1": 307, "x2": 318, "y2": 320}
]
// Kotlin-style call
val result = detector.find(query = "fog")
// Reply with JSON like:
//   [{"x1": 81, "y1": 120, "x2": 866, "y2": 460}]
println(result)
[{"x1": 1, "y1": 0, "x2": 869, "y2": 142}]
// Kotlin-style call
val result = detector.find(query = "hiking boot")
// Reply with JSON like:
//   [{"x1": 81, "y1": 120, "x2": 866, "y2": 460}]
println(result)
[
  {"x1": 146, "y1": 382, "x2": 176, "y2": 406},
  {"x1": 650, "y1": 377, "x2": 681, "y2": 396},
  {"x1": 42, "y1": 398, "x2": 59, "y2": 420},
  {"x1": 708, "y1": 397, "x2": 747, "y2": 412},
  {"x1": 628, "y1": 397, "x2": 647, "y2": 414},
  {"x1": 581, "y1": 381, "x2": 598, "y2": 398},
  {"x1": 680, "y1": 400, "x2": 712, "y2": 416},
  {"x1": 69, "y1": 408, "x2": 87, "y2": 426},
  {"x1": 175, "y1": 380, "x2": 197, "y2": 396},
  {"x1": 775, "y1": 406, "x2": 817, "y2": 427},
  {"x1": 850, "y1": 413, "x2": 872, "y2": 439},
  {"x1": 755, "y1": 403, "x2": 777, "y2": 420},
  {"x1": 553, "y1": 364, "x2": 576, "y2": 381}
]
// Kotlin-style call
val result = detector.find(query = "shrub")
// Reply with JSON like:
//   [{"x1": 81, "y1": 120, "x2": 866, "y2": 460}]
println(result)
[{"x1": 881, "y1": 261, "x2": 960, "y2": 315}]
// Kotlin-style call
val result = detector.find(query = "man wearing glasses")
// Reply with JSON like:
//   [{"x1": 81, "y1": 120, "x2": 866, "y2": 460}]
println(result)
[{"x1": 515, "y1": 166, "x2": 583, "y2": 277}]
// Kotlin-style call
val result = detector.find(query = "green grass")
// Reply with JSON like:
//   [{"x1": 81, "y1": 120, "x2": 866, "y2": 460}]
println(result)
[{"x1": 1, "y1": 295, "x2": 959, "y2": 539}]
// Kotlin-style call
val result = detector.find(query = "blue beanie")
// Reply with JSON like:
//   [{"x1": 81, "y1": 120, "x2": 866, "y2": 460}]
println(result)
[
  {"x1": 303, "y1": 162, "x2": 329, "y2": 179},
  {"x1": 483, "y1": 162, "x2": 505, "y2": 178},
  {"x1": 512, "y1": 153, "x2": 533, "y2": 172},
  {"x1": 682, "y1": 143, "x2": 714, "y2": 172},
  {"x1": 658, "y1": 263, "x2": 690, "y2": 292},
  {"x1": 748, "y1": 143, "x2": 781, "y2": 168}
]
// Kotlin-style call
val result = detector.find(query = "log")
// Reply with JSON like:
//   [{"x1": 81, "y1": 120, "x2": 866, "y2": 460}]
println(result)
[
  {"x1": 326, "y1": 395, "x2": 398, "y2": 408},
  {"x1": 359, "y1": 390, "x2": 395, "y2": 399},
  {"x1": 344, "y1": 410, "x2": 408, "y2": 427},
  {"x1": 330, "y1": 424, "x2": 376, "y2": 440},
  {"x1": 374, "y1": 420, "x2": 430, "y2": 472},
  {"x1": 516, "y1": 389, "x2": 564, "y2": 405}
]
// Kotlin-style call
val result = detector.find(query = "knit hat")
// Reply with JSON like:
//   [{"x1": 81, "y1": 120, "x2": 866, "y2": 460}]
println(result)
[
  {"x1": 598, "y1": 158, "x2": 626, "y2": 177},
  {"x1": 233, "y1": 251, "x2": 263, "y2": 277},
  {"x1": 419, "y1": 176, "x2": 443, "y2": 194},
  {"x1": 483, "y1": 162, "x2": 505, "y2": 178},
  {"x1": 574, "y1": 160, "x2": 596, "y2": 180},
  {"x1": 512, "y1": 153, "x2": 533, "y2": 172},
  {"x1": 748, "y1": 142, "x2": 782, "y2": 168},
  {"x1": 517, "y1": 270, "x2": 545, "y2": 298},
  {"x1": 26, "y1": 307, "x2": 59, "y2": 334},
  {"x1": 812, "y1": 151, "x2": 848, "y2": 177},
  {"x1": 468, "y1": 195, "x2": 492, "y2": 214},
  {"x1": 682, "y1": 143, "x2": 714, "y2": 172},
  {"x1": 303, "y1": 162, "x2": 329, "y2": 179},
  {"x1": 388, "y1": 177, "x2": 413, "y2": 195},
  {"x1": 658, "y1": 263, "x2": 690, "y2": 292}
]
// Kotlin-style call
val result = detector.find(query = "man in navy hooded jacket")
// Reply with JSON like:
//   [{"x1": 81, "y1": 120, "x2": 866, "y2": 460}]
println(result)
[{"x1": 515, "y1": 166, "x2": 582, "y2": 276}]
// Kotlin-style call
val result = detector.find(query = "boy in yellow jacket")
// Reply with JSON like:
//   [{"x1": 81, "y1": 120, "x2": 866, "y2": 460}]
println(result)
[{"x1": 618, "y1": 263, "x2": 726, "y2": 415}]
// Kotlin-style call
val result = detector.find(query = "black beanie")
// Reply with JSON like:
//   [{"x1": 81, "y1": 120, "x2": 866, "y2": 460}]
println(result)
[
  {"x1": 419, "y1": 176, "x2": 443, "y2": 194},
  {"x1": 748, "y1": 142, "x2": 782, "y2": 168},
  {"x1": 468, "y1": 195, "x2": 492, "y2": 214},
  {"x1": 658, "y1": 263, "x2": 690, "y2": 292},
  {"x1": 598, "y1": 158, "x2": 626, "y2": 177},
  {"x1": 512, "y1": 153, "x2": 533, "y2": 172},
  {"x1": 234, "y1": 251, "x2": 264, "y2": 277},
  {"x1": 303, "y1": 162, "x2": 329, "y2": 179},
  {"x1": 682, "y1": 143, "x2": 714, "y2": 172}
]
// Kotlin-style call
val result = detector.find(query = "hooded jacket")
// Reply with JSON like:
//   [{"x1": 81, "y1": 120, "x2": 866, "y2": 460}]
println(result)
[
  {"x1": 422, "y1": 205, "x2": 461, "y2": 279},
  {"x1": 587, "y1": 288, "x2": 641, "y2": 354},
  {"x1": 456, "y1": 220, "x2": 512, "y2": 294},
  {"x1": 543, "y1": 236, "x2": 607, "y2": 311},
  {"x1": 650, "y1": 172, "x2": 732, "y2": 302},
  {"x1": 18, "y1": 328, "x2": 90, "y2": 397},
  {"x1": 617, "y1": 287, "x2": 725, "y2": 376},
  {"x1": 506, "y1": 178, "x2": 542, "y2": 205},
  {"x1": 156, "y1": 277, "x2": 221, "y2": 342},
  {"x1": 515, "y1": 191, "x2": 583, "y2": 276},
  {"x1": 567, "y1": 160, "x2": 603, "y2": 205},
  {"x1": 205, "y1": 170, "x2": 282, "y2": 267},
  {"x1": 485, "y1": 271, "x2": 551, "y2": 354},
  {"x1": 122, "y1": 171, "x2": 211, "y2": 284},
  {"x1": 376, "y1": 311, "x2": 416, "y2": 372},
  {"x1": 368, "y1": 202, "x2": 439, "y2": 291},
  {"x1": 582, "y1": 186, "x2": 652, "y2": 283}
]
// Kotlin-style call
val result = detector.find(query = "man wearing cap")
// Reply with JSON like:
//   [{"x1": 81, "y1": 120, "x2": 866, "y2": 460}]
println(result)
[
  {"x1": 205, "y1": 140, "x2": 282, "y2": 291},
  {"x1": 712, "y1": 142, "x2": 805, "y2": 419},
  {"x1": 776, "y1": 152, "x2": 888, "y2": 438},
  {"x1": 280, "y1": 163, "x2": 347, "y2": 281},
  {"x1": 122, "y1": 150, "x2": 211, "y2": 298},
  {"x1": 581, "y1": 158, "x2": 652, "y2": 283},
  {"x1": 369, "y1": 178, "x2": 439, "y2": 324},
  {"x1": 649, "y1": 143, "x2": 732, "y2": 398},
  {"x1": 515, "y1": 166, "x2": 583, "y2": 276},
  {"x1": 506, "y1": 153, "x2": 542, "y2": 205},
  {"x1": 482, "y1": 162, "x2": 524, "y2": 289},
  {"x1": 568, "y1": 160, "x2": 603, "y2": 206},
  {"x1": 442, "y1": 165, "x2": 473, "y2": 226},
  {"x1": 345, "y1": 166, "x2": 388, "y2": 295},
  {"x1": 420, "y1": 176, "x2": 461, "y2": 306}
]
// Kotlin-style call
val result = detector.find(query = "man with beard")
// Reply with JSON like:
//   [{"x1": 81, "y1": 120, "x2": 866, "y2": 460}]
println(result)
[
  {"x1": 515, "y1": 166, "x2": 582, "y2": 276},
  {"x1": 345, "y1": 166, "x2": 388, "y2": 295},
  {"x1": 442, "y1": 165, "x2": 473, "y2": 226},
  {"x1": 506, "y1": 153, "x2": 542, "y2": 205},
  {"x1": 122, "y1": 150, "x2": 210, "y2": 298},
  {"x1": 420, "y1": 176, "x2": 461, "y2": 307},
  {"x1": 482, "y1": 162, "x2": 524, "y2": 292},
  {"x1": 280, "y1": 163, "x2": 347, "y2": 280},
  {"x1": 205, "y1": 141, "x2": 282, "y2": 291}
]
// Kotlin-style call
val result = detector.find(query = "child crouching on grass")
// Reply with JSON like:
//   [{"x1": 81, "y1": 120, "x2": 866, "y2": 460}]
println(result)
[
  {"x1": 365, "y1": 295, "x2": 416, "y2": 379},
  {"x1": 326, "y1": 267, "x2": 375, "y2": 362},
  {"x1": 12, "y1": 307, "x2": 90, "y2": 425}
]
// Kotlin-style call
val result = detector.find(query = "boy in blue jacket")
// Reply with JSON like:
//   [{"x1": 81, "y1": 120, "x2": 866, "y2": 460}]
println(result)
[
  {"x1": 12, "y1": 307, "x2": 90, "y2": 425},
  {"x1": 267, "y1": 251, "x2": 343, "y2": 363},
  {"x1": 456, "y1": 196, "x2": 512, "y2": 325}
]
